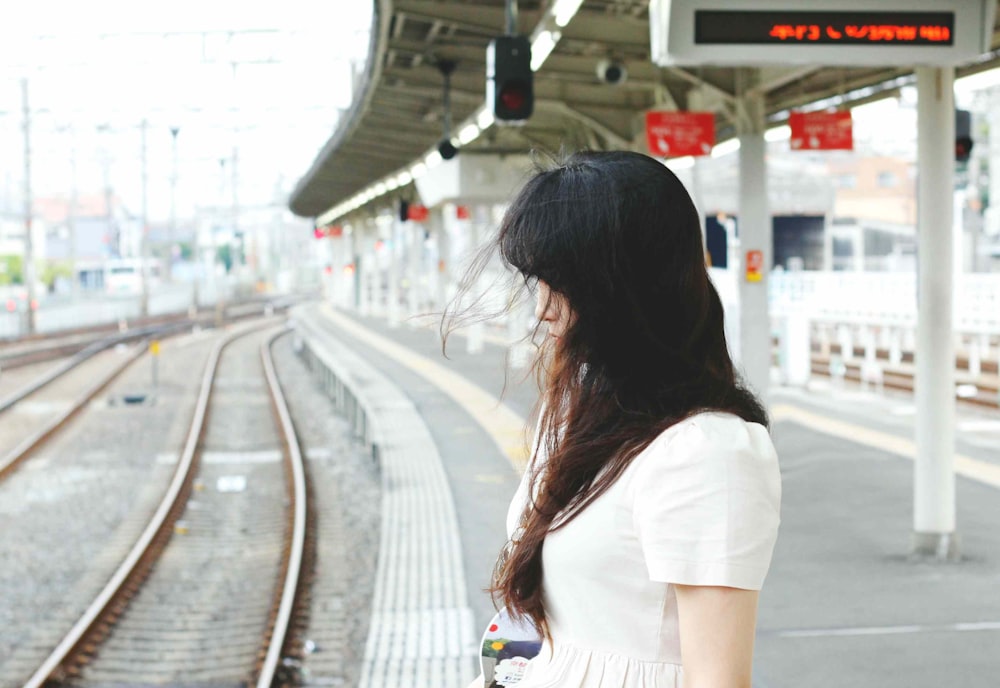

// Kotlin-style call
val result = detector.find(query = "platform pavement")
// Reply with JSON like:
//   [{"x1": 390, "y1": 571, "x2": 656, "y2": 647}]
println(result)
[{"x1": 304, "y1": 304, "x2": 1000, "y2": 688}]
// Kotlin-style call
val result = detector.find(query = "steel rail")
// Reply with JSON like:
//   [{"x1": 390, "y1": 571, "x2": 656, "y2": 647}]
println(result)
[
  {"x1": 810, "y1": 354, "x2": 1000, "y2": 409},
  {"x1": 0, "y1": 294, "x2": 303, "y2": 371},
  {"x1": 0, "y1": 342, "x2": 147, "y2": 482},
  {"x1": 255, "y1": 327, "x2": 308, "y2": 688},
  {"x1": 0, "y1": 325, "x2": 168, "y2": 413},
  {"x1": 21, "y1": 320, "x2": 274, "y2": 688},
  {"x1": 0, "y1": 319, "x2": 211, "y2": 482}
]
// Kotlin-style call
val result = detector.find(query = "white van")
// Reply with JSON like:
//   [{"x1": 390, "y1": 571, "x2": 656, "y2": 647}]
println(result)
[{"x1": 105, "y1": 259, "x2": 160, "y2": 295}]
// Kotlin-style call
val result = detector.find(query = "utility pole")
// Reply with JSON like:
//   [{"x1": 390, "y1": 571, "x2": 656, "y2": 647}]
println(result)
[
  {"x1": 21, "y1": 78, "x2": 36, "y2": 335},
  {"x1": 140, "y1": 118, "x2": 150, "y2": 317},
  {"x1": 68, "y1": 127, "x2": 79, "y2": 299},
  {"x1": 270, "y1": 175, "x2": 284, "y2": 291},
  {"x1": 231, "y1": 143, "x2": 240, "y2": 272},
  {"x1": 215, "y1": 156, "x2": 227, "y2": 314},
  {"x1": 169, "y1": 126, "x2": 179, "y2": 283},
  {"x1": 97, "y1": 124, "x2": 116, "y2": 260}
]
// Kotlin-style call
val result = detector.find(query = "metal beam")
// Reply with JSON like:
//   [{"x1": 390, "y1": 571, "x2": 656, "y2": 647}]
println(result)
[
  {"x1": 379, "y1": 81, "x2": 483, "y2": 104},
  {"x1": 392, "y1": 1, "x2": 515, "y2": 37},
  {"x1": 537, "y1": 101, "x2": 632, "y2": 149}
]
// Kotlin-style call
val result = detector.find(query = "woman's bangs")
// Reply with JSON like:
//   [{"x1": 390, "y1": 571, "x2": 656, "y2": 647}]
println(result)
[{"x1": 499, "y1": 205, "x2": 548, "y2": 281}]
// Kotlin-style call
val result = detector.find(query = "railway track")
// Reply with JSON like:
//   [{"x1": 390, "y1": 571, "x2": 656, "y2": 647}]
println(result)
[
  {"x1": 809, "y1": 350, "x2": 1000, "y2": 410},
  {"x1": 0, "y1": 341, "x2": 147, "y2": 483},
  {"x1": 20, "y1": 323, "x2": 310, "y2": 687},
  {"x1": 0, "y1": 298, "x2": 305, "y2": 484},
  {"x1": 0, "y1": 294, "x2": 303, "y2": 371}
]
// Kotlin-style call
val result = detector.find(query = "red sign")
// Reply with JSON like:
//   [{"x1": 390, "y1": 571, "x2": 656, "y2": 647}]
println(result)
[
  {"x1": 407, "y1": 204, "x2": 429, "y2": 222},
  {"x1": 456, "y1": 205, "x2": 470, "y2": 220},
  {"x1": 314, "y1": 225, "x2": 345, "y2": 239},
  {"x1": 645, "y1": 111, "x2": 715, "y2": 158},
  {"x1": 746, "y1": 250, "x2": 764, "y2": 283},
  {"x1": 789, "y1": 110, "x2": 853, "y2": 151}
]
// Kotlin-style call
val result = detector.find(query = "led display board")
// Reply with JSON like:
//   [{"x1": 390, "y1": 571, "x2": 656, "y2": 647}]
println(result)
[
  {"x1": 650, "y1": 0, "x2": 994, "y2": 66},
  {"x1": 695, "y1": 11, "x2": 954, "y2": 46}
]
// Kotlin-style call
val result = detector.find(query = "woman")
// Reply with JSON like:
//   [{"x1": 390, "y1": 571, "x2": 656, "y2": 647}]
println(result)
[{"x1": 459, "y1": 151, "x2": 781, "y2": 688}]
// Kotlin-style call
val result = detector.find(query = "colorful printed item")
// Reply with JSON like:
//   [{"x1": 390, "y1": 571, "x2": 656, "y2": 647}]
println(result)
[{"x1": 480, "y1": 608, "x2": 543, "y2": 687}]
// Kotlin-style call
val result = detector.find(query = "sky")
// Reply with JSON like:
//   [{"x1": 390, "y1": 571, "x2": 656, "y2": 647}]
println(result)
[
  {"x1": 3, "y1": 1, "x2": 1000, "y2": 227},
  {"x1": 0, "y1": 0, "x2": 373, "y2": 224}
]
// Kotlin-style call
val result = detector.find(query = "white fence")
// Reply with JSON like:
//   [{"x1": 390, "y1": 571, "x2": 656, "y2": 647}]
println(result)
[
  {"x1": 707, "y1": 269, "x2": 999, "y2": 388},
  {"x1": 768, "y1": 271, "x2": 1000, "y2": 335}
]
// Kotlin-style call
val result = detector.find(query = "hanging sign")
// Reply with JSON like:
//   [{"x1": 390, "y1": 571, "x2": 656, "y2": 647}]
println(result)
[
  {"x1": 407, "y1": 204, "x2": 430, "y2": 222},
  {"x1": 789, "y1": 110, "x2": 854, "y2": 151},
  {"x1": 314, "y1": 225, "x2": 343, "y2": 239},
  {"x1": 745, "y1": 250, "x2": 764, "y2": 283},
  {"x1": 650, "y1": 1, "x2": 994, "y2": 67},
  {"x1": 645, "y1": 111, "x2": 715, "y2": 157}
]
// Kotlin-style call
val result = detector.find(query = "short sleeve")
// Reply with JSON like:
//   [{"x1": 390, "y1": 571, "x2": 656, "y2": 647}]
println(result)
[{"x1": 631, "y1": 413, "x2": 781, "y2": 590}]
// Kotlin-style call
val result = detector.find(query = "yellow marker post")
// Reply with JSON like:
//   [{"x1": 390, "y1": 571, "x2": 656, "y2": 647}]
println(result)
[{"x1": 150, "y1": 340, "x2": 160, "y2": 393}]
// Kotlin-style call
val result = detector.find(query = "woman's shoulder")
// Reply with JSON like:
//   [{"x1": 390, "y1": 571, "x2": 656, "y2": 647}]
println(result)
[
  {"x1": 628, "y1": 411, "x2": 782, "y2": 589},
  {"x1": 631, "y1": 410, "x2": 777, "y2": 474}
]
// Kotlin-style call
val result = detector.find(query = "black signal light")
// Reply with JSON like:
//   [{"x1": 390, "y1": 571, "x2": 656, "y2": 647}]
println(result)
[{"x1": 487, "y1": 35, "x2": 533, "y2": 122}]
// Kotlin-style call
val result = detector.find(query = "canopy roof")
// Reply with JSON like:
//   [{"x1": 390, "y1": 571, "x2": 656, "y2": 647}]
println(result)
[{"x1": 289, "y1": 0, "x2": 1000, "y2": 219}]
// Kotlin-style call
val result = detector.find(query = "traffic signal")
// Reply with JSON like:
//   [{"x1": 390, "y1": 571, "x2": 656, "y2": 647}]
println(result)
[
  {"x1": 956, "y1": 109, "x2": 973, "y2": 163},
  {"x1": 487, "y1": 35, "x2": 533, "y2": 122},
  {"x1": 399, "y1": 200, "x2": 409, "y2": 223}
]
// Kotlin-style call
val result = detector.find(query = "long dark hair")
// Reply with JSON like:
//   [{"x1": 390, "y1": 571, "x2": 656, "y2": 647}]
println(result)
[{"x1": 446, "y1": 150, "x2": 767, "y2": 636}]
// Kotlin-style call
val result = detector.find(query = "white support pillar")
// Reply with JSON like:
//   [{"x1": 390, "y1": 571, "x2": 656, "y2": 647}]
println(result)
[
  {"x1": 359, "y1": 223, "x2": 375, "y2": 317},
  {"x1": 851, "y1": 227, "x2": 862, "y2": 271},
  {"x1": 466, "y1": 205, "x2": 486, "y2": 354},
  {"x1": 330, "y1": 236, "x2": 340, "y2": 306},
  {"x1": 432, "y1": 206, "x2": 450, "y2": 311},
  {"x1": 913, "y1": 66, "x2": 958, "y2": 560},
  {"x1": 336, "y1": 235, "x2": 352, "y2": 309},
  {"x1": 688, "y1": 88, "x2": 709, "y2": 246},
  {"x1": 345, "y1": 225, "x2": 358, "y2": 311},
  {"x1": 407, "y1": 222, "x2": 421, "y2": 323},
  {"x1": 387, "y1": 217, "x2": 402, "y2": 328},
  {"x1": 953, "y1": 188, "x2": 965, "y2": 280},
  {"x1": 737, "y1": 83, "x2": 771, "y2": 402},
  {"x1": 822, "y1": 214, "x2": 834, "y2": 271}
]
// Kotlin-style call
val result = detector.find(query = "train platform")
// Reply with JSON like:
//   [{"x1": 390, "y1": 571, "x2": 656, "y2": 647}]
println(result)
[{"x1": 293, "y1": 302, "x2": 1000, "y2": 688}]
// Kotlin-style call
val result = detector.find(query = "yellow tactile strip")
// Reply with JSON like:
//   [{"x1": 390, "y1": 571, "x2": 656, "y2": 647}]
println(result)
[
  {"x1": 319, "y1": 304, "x2": 531, "y2": 473},
  {"x1": 318, "y1": 305, "x2": 1000, "y2": 491},
  {"x1": 771, "y1": 404, "x2": 1000, "y2": 489},
  {"x1": 297, "y1": 313, "x2": 478, "y2": 686}
]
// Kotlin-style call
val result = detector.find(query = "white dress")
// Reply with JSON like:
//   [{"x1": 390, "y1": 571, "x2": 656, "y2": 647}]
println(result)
[{"x1": 505, "y1": 411, "x2": 782, "y2": 688}]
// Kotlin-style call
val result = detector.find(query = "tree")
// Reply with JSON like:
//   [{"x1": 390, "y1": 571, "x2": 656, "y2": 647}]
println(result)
[{"x1": 0, "y1": 255, "x2": 23, "y2": 285}]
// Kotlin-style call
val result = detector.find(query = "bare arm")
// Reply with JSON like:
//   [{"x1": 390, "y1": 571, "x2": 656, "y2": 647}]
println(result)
[{"x1": 674, "y1": 584, "x2": 759, "y2": 688}]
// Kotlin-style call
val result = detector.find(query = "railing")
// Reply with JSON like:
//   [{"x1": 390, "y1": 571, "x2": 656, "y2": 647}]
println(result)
[
  {"x1": 766, "y1": 270, "x2": 1000, "y2": 334},
  {"x1": 293, "y1": 318, "x2": 382, "y2": 469}
]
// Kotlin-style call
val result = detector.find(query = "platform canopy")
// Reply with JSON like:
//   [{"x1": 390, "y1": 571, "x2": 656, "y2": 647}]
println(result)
[{"x1": 289, "y1": 0, "x2": 1000, "y2": 221}]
